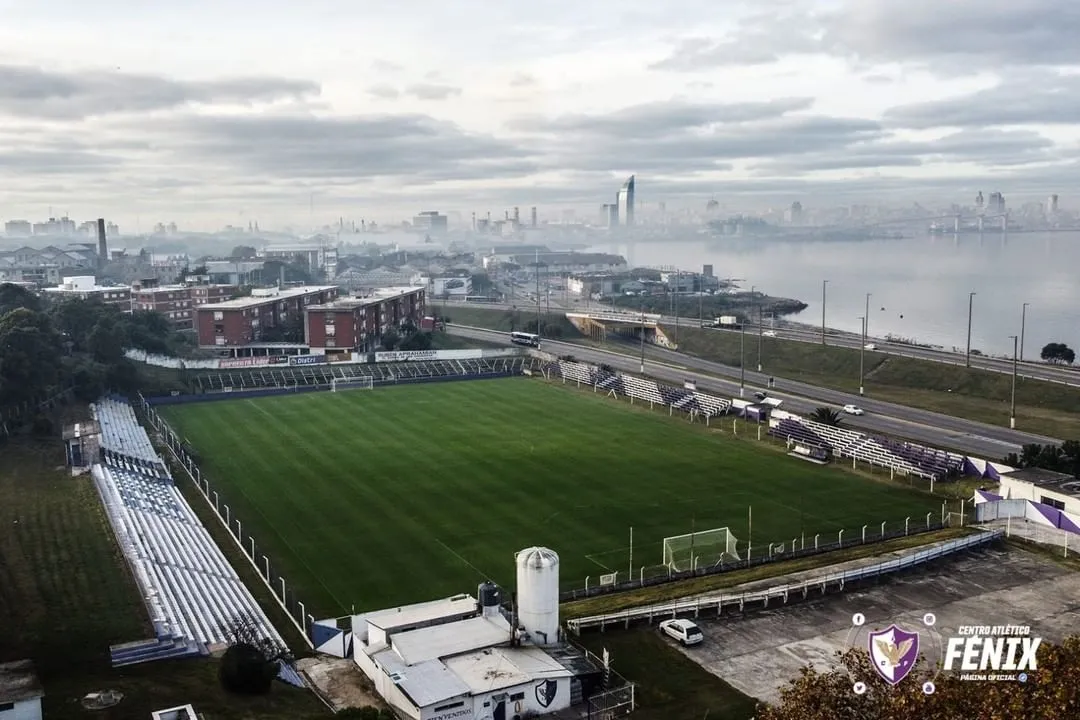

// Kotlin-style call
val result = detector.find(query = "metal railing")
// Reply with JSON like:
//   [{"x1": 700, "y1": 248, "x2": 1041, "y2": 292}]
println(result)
[{"x1": 566, "y1": 529, "x2": 1002, "y2": 633}]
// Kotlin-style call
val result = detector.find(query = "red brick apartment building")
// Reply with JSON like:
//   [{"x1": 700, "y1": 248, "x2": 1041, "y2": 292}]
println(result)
[
  {"x1": 196, "y1": 285, "x2": 339, "y2": 349},
  {"x1": 305, "y1": 286, "x2": 425, "y2": 355},
  {"x1": 132, "y1": 280, "x2": 236, "y2": 330}
]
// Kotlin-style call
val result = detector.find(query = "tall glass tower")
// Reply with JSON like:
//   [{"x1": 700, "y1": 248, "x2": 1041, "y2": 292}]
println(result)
[{"x1": 617, "y1": 175, "x2": 635, "y2": 226}]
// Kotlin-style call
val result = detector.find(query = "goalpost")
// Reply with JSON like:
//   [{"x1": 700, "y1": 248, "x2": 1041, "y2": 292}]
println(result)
[
  {"x1": 330, "y1": 376, "x2": 374, "y2": 392},
  {"x1": 662, "y1": 527, "x2": 741, "y2": 572}
]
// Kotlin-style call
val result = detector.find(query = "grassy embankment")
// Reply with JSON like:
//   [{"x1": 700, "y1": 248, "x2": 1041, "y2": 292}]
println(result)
[
  {"x1": 443, "y1": 306, "x2": 1080, "y2": 440},
  {"x1": 0, "y1": 439, "x2": 328, "y2": 720}
]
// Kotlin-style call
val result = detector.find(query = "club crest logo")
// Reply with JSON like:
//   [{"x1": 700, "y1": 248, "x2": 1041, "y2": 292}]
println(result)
[
  {"x1": 535, "y1": 679, "x2": 557, "y2": 708},
  {"x1": 868, "y1": 624, "x2": 920, "y2": 685}
]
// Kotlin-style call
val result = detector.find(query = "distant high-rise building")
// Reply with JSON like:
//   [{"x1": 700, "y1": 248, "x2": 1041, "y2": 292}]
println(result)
[
  {"x1": 987, "y1": 192, "x2": 1005, "y2": 215},
  {"x1": 787, "y1": 201, "x2": 803, "y2": 225},
  {"x1": 1048, "y1": 194, "x2": 1059, "y2": 213},
  {"x1": 513, "y1": 207, "x2": 520, "y2": 224},
  {"x1": 530, "y1": 206, "x2": 537, "y2": 227},
  {"x1": 975, "y1": 191, "x2": 984, "y2": 210},
  {"x1": 703, "y1": 264, "x2": 714, "y2": 278},
  {"x1": 616, "y1": 175, "x2": 635, "y2": 226}
]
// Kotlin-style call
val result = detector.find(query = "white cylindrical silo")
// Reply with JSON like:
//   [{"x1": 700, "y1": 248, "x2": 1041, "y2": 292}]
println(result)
[{"x1": 515, "y1": 547, "x2": 560, "y2": 645}]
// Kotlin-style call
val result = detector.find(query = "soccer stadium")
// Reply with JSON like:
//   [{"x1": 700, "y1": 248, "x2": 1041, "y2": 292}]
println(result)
[{"x1": 147, "y1": 356, "x2": 948, "y2": 620}]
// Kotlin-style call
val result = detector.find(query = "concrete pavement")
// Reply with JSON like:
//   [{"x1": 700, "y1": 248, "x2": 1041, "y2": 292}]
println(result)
[
  {"x1": 442, "y1": 300, "x2": 1080, "y2": 387},
  {"x1": 448, "y1": 325, "x2": 1063, "y2": 458}
]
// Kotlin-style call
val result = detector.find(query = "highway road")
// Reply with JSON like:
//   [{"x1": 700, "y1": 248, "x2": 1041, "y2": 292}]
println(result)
[
  {"x1": 449, "y1": 324, "x2": 1064, "y2": 459},
  {"x1": 443, "y1": 299, "x2": 1080, "y2": 387}
]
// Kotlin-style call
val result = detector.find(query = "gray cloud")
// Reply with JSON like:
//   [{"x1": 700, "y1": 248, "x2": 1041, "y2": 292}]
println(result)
[
  {"x1": 651, "y1": 1, "x2": 1080, "y2": 73},
  {"x1": 753, "y1": 129, "x2": 1056, "y2": 174},
  {"x1": 144, "y1": 112, "x2": 535, "y2": 182},
  {"x1": 0, "y1": 64, "x2": 318, "y2": 120},
  {"x1": 367, "y1": 84, "x2": 401, "y2": 100},
  {"x1": 508, "y1": 97, "x2": 816, "y2": 135},
  {"x1": 371, "y1": 59, "x2": 404, "y2": 73},
  {"x1": 405, "y1": 83, "x2": 463, "y2": 101},
  {"x1": 0, "y1": 148, "x2": 122, "y2": 173},
  {"x1": 885, "y1": 73, "x2": 1080, "y2": 128}
]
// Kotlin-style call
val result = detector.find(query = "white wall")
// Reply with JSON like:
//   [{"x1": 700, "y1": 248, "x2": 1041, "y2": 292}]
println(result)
[
  {"x1": 0, "y1": 698, "x2": 43, "y2": 720},
  {"x1": 999, "y1": 477, "x2": 1080, "y2": 515},
  {"x1": 469, "y1": 677, "x2": 572, "y2": 720}
]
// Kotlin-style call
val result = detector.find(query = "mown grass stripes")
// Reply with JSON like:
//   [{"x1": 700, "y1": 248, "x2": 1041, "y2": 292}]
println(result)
[{"x1": 160, "y1": 379, "x2": 939, "y2": 616}]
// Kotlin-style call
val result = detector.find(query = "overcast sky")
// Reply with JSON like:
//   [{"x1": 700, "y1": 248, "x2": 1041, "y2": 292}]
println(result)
[{"x1": 2, "y1": 0, "x2": 1080, "y2": 230}]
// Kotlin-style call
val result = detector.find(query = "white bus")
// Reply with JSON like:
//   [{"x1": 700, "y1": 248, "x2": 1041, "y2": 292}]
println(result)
[{"x1": 510, "y1": 331, "x2": 540, "y2": 348}]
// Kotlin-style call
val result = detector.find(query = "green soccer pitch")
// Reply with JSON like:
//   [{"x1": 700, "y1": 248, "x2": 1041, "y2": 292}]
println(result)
[{"x1": 158, "y1": 378, "x2": 941, "y2": 616}]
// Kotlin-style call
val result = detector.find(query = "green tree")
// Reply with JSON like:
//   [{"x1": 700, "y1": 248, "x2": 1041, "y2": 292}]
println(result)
[
  {"x1": 0, "y1": 283, "x2": 40, "y2": 315},
  {"x1": 381, "y1": 329, "x2": 400, "y2": 351},
  {"x1": 1041, "y1": 342, "x2": 1076, "y2": 364},
  {"x1": 229, "y1": 245, "x2": 258, "y2": 259},
  {"x1": 399, "y1": 331, "x2": 433, "y2": 351},
  {"x1": 809, "y1": 407, "x2": 842, "y2": 426},
  {"x1": 1003, "y1": 442, "x2": 1080, "y2": 478},
  {"x1": 88, "y1": 319, "x2": 127, "y2": 365},
  {"x1": 0, "y1": 308, "x2": 63, "y2": 408},
  {"x1": 757, "y1": 638, "x2": 1080, "y2": 720}
]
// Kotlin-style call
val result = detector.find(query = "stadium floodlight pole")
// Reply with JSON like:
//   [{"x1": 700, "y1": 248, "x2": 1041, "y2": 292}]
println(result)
[
  {"x1": 757, "y1": 297, "x2": 763, "y2": 372},
  {"x1": 1009, "y1": 335, "x2": 1018, "y2": 429},
  {"x1": 965, "y1": 291, "x2": 976, "y2": 367},
  {"x1": 1020, "y1": 302, "x2": 1029, "y2": 362},
  {"x1": 858, "y1": 316, "x2": 866, "y2": 396},
  {"x1": 821, "y1": 280, "x2": 829, "y2": 345},
  {"x1": 535, "y1": 250, "x2": 541, "y2": 339},
  {"x1": 674, "y1": 269, "x2": 680, "y2": 345}
]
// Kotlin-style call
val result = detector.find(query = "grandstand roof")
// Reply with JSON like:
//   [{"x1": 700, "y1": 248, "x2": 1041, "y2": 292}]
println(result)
[
  {"x1": 196, "y1": 285, "x2": 337, "y2": 310},
  {"x1": 307, "y1": 286, "x2": 424, "y2": 311}
]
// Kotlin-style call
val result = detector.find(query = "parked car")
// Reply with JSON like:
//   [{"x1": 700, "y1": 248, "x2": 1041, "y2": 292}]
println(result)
[
  {"x1": 864, "y1": 343, "x2": 877, "y2": 350},
  {"x1": 762, "y1": 330, "x2": 777, "y2": 337},
  {"x1": 842, "y1": 404, "x2": 865, "y2": 416},
  {"x1": 659, "y1": 618, "x2": 704, "y2": 646}
]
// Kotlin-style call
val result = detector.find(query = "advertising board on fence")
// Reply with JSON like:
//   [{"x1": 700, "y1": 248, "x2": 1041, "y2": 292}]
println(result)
[
  {"x1": 219, "y1": 357, "x2": 263, "y2": 369},
  {"x1": 290, "y1": 354, "x2": 328, "y2": 366},
  {"x1": 375, "y1": 349, "x2": 484, "y2": 362}
]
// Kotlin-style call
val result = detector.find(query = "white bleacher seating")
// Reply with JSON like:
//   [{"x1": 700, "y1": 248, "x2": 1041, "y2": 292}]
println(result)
[{"x1": 89, "y1": 396, "x2": 284, "y2": 663}]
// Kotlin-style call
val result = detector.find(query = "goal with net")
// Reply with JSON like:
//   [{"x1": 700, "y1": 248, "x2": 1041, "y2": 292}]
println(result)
[
  {"x1": 662, "y1": 527, "x2": 741, "y2": 572},
  {"x1": 330, "y1": 376, "x2": 374, "y2": 392}
]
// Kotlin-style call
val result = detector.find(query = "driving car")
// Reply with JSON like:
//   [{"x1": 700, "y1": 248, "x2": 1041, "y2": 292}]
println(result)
[
  {"x1": 842, "y1": 404, "x2": 865, "y2": 415},
  {"x1": 659, "y1": 618, "x2": 704, "y2": 646},
  {"x1": 864, "y1": 343, "x2": 877, "y2": 350}
]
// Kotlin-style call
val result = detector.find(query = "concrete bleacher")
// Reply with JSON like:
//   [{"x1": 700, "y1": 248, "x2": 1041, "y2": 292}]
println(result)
[
  {"x1": 769, "y1": 412, "x2": 963, "y2": 481},
  {"x1": 89, "y1": 396, "x2": 289, "y2": 669}
]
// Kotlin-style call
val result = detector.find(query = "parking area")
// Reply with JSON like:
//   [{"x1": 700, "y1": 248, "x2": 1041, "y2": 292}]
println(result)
[{"x1": 671, "y1": 546, "x2": 1080, "y2": 703}]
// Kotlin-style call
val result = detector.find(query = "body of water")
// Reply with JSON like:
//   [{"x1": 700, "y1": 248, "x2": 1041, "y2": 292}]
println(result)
[{"x1": 593, "y1": 231, "x2": 1080, "y2": 358}]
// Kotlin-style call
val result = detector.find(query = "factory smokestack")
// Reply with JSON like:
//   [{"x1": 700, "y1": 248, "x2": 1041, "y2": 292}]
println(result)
[{"x1": 96, "y1": 218, "x2": 108, "y2": 262}]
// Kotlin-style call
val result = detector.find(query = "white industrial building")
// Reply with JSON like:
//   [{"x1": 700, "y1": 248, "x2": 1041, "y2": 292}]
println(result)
[
  {"x1": 997, "y1": 468, "x2": 1080, "y2": 514},
  {"x1": 349, "y1": 548, "x2": 603, "y2": 720}
]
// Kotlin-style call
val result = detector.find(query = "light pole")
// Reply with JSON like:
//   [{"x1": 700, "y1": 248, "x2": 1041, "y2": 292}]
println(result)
[
  {"x1": 965, "y1": 292, "x2": 976, "y2": 367},
  {"x1": 639, "y1": 295, "x2": 646, "y2": 375},
  {"x1": 858, "y1": 315, "x2": 866, "y2": 396},
  {"x1": 1020, "y1": 302, "x2": 1029, "y2": 362},
  {"x1": 864, "y1": 292, "x2": 871, "y2": 340},
  {"x1": 1009, "y1": 335, "x2": 1018, "y2": 429},
  {"x1": 739, "y1": 318, "x2": 746, "y2": 397},
  {"x1": 821, "y1": 280, "x2": 829, "y2": 345},
  {"x1": 757, "y1": 302, "x2": 763, "y2": 373},
  {"x1": 674, "y1": 269, "x2": 680, "y2": 345}
]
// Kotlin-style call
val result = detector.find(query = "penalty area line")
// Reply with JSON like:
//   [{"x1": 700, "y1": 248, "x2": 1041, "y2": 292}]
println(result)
[{"x1": 584, "y1": 554, "x2": 614, "y2": 571}]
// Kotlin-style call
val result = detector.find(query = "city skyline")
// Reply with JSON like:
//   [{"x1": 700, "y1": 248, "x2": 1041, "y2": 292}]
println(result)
[{"x1": 3, "y1": 0, "x2": 1080, "y2": 230}]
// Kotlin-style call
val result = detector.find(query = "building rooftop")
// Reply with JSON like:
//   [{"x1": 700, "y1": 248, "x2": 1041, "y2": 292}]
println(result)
[
  {"x1": 365, "y1": 594, "x2": 478, "y2": 634},
  {"x1": 374, "y1": 652, "x2": 471, "y2": 708},
  {"x1": 196, "y1": 285, "x2": 338, "y2": 311},
  {"x1": 444, "y1": 646, "x2": 573, "y2": 695},
  {"x1": 391, "y1": 614, "x2": 512, "y2": 665},
  {"x1": 0, "y1": 660, "x2": 44, "y2": 704},
  {"x1": 510, "y1": 252, "x2": 626, "y2": 266},
  {"x1": 1003, "y1": 468, "x2": 1080, "y2": 498},
  {"x1": 307, "y1": 286, "x2": 424, "y2": 311}
]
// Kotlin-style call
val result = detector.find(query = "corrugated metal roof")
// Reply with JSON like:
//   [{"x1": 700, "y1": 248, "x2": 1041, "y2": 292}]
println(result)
[
  {"x1": 391, "y1": 615, "x2": 512, "y2": 665},
  {"x1": 375, "y1": 650, "x2": 472, "y2": 708}
]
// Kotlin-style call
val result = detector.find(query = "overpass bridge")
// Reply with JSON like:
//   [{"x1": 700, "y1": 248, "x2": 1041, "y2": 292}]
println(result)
[{"x1": 565, "y1": 311, "x2": 678, "y2": 349}]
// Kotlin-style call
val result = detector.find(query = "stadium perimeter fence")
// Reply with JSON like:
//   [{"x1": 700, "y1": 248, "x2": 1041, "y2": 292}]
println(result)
[
  {"x1": 138, "y1": 393, "x2": 315, "y2": 648},
  {"x1": 559, "y1": 516, "x2": 955, "y2": 603}
]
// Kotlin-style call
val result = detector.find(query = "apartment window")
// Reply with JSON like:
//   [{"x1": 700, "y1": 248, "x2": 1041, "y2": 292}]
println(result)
[
  {"x1": 0, "y1": 702, "x2": 15, "y2": 712},
  {"x1": 325, "y1": 324, "x2": 336, "y2": 336},
  {"x1": 1041, "y1": 496, "x2": 1066, "y2": 511},
  {"x1": 214, "y1": 325, "x2": 224, "y2": 334},
  {"x1": 214, "y1": 311, "x2": 224, "y2": 321},
  {"x1": 325, "y1": 338, "x2": 336, "y2": 347},
  {"x1": 215, "y1": 337, "x2": 226, "y2": 346}
]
